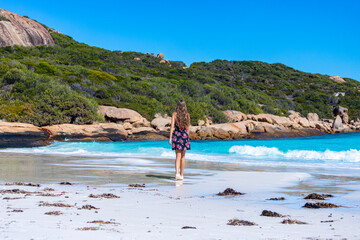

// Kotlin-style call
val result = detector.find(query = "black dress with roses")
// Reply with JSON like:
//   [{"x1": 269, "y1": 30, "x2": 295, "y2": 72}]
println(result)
[{"x1": 172, "y1": 123, "x2": 190, "y2": 151}]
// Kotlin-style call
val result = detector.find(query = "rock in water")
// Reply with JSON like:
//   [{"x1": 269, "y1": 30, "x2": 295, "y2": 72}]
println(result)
[{"x1": 0, "y1": 8, "x2": 55, "y2": 47}]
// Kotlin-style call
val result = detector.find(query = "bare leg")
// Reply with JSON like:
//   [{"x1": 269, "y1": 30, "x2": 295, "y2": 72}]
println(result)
[
  {"x1": 175, "y1": 150, "x2": 182, "y2": 176},
  {"x1": 180, "y1": 150, "x2": 186, "y2": 176}
]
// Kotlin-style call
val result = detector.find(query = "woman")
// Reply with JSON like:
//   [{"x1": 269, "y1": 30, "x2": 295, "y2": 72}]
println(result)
[{"x1": 169, "y1": 100, "x2": 191, "y2": 180}]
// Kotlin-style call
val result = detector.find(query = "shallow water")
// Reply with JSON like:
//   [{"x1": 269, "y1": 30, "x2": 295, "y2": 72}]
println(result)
[
  {"x1": 1, "y1": 132, "x2": 360, "y2": 171},
  {"x1": 1, "y1": 134, "x2": 360, "y2": 240},
  {"x1": 0, "y1": 132, "x2": 359, "y2": 192}
]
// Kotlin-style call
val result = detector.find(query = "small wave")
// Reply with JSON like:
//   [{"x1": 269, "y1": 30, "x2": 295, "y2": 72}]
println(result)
[{"x1": 229, "y1": 145, "x2": 360, "y2": 162}]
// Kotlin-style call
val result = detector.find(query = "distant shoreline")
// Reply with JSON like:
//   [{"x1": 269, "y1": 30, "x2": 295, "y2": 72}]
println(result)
[{"x1": 0, "y1": 114, "x2": 359, "y2": 148}]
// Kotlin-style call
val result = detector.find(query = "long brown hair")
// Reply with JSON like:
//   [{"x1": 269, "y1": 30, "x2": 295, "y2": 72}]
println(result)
[{"x1": 176, "y1": 100, "x2": 190, "y2": 129}]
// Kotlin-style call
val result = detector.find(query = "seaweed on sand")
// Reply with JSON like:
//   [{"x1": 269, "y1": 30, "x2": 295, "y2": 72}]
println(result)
[
  {"x1": 217, "y1": 188, "x2": 244, "y2": 196},
  {"x1": 227, "y1": 218, "x2": 257, "y2": 226},
  {"x1": 88, "y1": 193, "x2": 120, "y2": 199}
]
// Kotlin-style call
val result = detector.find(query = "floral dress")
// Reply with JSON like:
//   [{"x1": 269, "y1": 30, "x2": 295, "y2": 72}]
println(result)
[{"x1": 172, "y1": 123, "x2": 190, "y2": 151}]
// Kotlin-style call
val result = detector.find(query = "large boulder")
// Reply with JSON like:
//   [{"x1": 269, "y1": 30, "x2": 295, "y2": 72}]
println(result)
[
  {"x1": 332, "y1": 115, "x2": 343, "y2": 130},
  {"x1": 342, "y1": 114, "x2": 349, "y2": 124},
  {"x1": 255, "y1": 114, "x2": 274, "y2": 124},
  {"x1": 98, "y1": 106, "x2": 150, "y2": 127},
  {"x1": 129, "y1": 127, "x2": 166, "y2": 140},
  {"x1": 189, "y1": 126, "x2": 200, "y2": 139},
  {"x1": 98, "y1": 106, "x2": 117, "y2": 116},
  {"x1": 297, "y1": 117, "x2": 311, "y2": 128},
  {"x1": 197, "y1": 126, "x2": 213, "y2": 139},
  {"x1": 333, "y1": 106, "x2": 348, "y2": 117},
  {"x1": 157, "y1": 53, "x2": 164, "y2": 59},
  {"x1": 315, "y1": 122, "x2": 332, "y2": 133},
  {"x1": 272, "y1": 116, "x2": 295, "y2": 127},
  {"x1": 0, "y1": 8, "x2": 55, "y2": 47},
  {"x1": 151, "y1": 117, "x2": 171, "y2": 130},
  {"x1": 223, "y1": 110, "x2": 247, "y2": 122},
  {"x1": 43, "y1": 123, "x2": 128, "y2": 142},
  {"x1": 307, "y1": 113, "x2": 319, "y2": 122},
  {"x1": 197, "y1": 119, "x2": 205, "y2": 126},
  {"x1": 211, "y1": 123, "x2": 247, "y2": 139},
  {"x1": 123, "y1": 122, "x2": 133, "y2": 130},
  {"x1": 159, "y1": 59, "x2": 170, "y2": 64},
  {"x1": 130, "y1": 127, "x2": 157, "y2": 135},
  {"x1": 333, "y1": 106, "x2": 349, "y2": 124},
  {"x1": 254, "y1": 114, "x2": 294, "y2": 127},
  {"x1": 288, "y1": 110, "x2": 301, "y2": 121},
  {"x1": 329, "y1": 75, "x2": 345, "y2": 83}
]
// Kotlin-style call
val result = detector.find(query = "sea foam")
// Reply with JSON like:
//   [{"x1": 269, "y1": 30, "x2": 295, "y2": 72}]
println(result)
[{"x1": 229, "y1": 145, "x2": 360, "y2": 162}]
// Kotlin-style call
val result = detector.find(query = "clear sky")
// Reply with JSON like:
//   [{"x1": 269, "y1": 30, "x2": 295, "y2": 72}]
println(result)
[{"x1": 1, "y1": 0, "x2": 359, "y2": 80}]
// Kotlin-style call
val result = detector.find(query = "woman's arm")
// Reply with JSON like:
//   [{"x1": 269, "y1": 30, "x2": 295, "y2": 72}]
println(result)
[{"x1": 169, "y1": 112, "x2": 176, "y2": 145}]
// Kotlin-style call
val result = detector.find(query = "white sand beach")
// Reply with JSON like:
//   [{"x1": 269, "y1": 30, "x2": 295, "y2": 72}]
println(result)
[{"x1": 1, "y1": 153, "x2": 360, "y2": 240}]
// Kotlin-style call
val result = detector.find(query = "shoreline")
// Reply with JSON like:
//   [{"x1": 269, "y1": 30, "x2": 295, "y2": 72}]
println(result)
[
  {"x1": 0, "y1": 120, "x2": 358, "y2": 149},
  {"x1": 1, "y1": 153, "x2": 360, "y2": 239},
  {"x1": 1, "y1": 106, "x2": 360, "y2": 148}
]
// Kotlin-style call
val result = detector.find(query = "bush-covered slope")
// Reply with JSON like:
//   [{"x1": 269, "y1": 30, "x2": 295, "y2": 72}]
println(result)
[{"x1": 0, "y1": 32, "x2": 359, "y2": 126}]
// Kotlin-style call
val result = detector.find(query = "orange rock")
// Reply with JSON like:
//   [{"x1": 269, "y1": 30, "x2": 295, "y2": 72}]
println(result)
[{"x1": 0, "y1": 8, "x2": 55, "y2": 47}]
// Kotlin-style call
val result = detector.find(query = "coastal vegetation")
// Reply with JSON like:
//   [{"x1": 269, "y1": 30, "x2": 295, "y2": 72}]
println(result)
[{"x1": 0, "y1": 32, "x2": 360, "y2": 126}]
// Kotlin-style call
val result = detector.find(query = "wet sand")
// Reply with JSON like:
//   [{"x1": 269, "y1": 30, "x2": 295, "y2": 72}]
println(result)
[{"x1": 1, "y1": 153, "x2": 360, "y2": 239}]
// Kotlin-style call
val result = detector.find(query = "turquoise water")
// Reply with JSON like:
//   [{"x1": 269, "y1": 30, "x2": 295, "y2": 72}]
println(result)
[{"x1": 2, "y1": 132, "x2": 359, "y2": 170}]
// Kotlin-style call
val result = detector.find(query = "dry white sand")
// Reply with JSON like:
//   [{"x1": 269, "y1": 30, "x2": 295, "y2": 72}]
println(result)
[{"x1": 1, "y1": 170, "x2": 360, "y2": 240}]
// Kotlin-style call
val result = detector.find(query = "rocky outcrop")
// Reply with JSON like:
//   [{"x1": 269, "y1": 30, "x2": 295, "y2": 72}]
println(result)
[
  {"x1": 128, "y1": 127, "x2": 167, "y2": 140},
  {"x1": 307, "y1": 113, "x2": 319, "y2": 122},
  {"x1": 151, "y1": 116, "x2": 171, "y2": 130},
  {"x1": 0, "y1": 8, "x2": 55, "y2": 47},
  {"x1": 189, "y1": 120, "x2": 325, "y2": 140},
  {"x1": 331, "y1": 106, "x2": 351, "y2": 132},
  {"x1": 159, "y1": 59, "x2": 170, "y2": 64},
  {"x1": 1, "y1": 107, "x2": 360, "y2": 148},
  {"x1": 333, "y1": 106, "x2": 349, "y2": 124},
  {"x1": 223, "y1": 110, "x2": 247, "y2": 122},
  {"x1": 329, "y1": 75, "x2": 345, "y2": 83},
  {"x1": 42, "y1": 123, "x2": 128, "y2": 142},
  {"x1": 332, "y1": 115, "x2": 343, "y2": 130},
  {"x1": 157, "y1": 53, "x2": 164, "y2": 59},
  {"x1": 98, "y1": 106, "x2": 150, "y2": 127},
  {"x1": 0, "y1": 122, "x2": 49, "y2": 147}
]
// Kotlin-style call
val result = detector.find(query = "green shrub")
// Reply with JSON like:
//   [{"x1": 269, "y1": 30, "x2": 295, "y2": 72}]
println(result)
[
  {"x1": 35, "y1": 62, "x2": 57, "y2": 75},
  {"x1": 88, "y1": 69, "x2": 117, "y2": 82},
  {"x1": 0, "y1": 63, "x2": 10, "y2": 76},
  {"x1": 2, "y1": 68, "x2": 26, "y2": 85},
  {"x1": 0, "y1": 29, "x2": 358, "y2": 125}
]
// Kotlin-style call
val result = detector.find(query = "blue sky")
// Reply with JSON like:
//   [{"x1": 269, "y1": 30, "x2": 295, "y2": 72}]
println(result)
[{"x1": 1, "y1": 0, "x2": 359, "y2": 80}]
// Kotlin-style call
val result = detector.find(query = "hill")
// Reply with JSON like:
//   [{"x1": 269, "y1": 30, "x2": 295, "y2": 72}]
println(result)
[{"x1": 0, "y1": 10, "x2": 359, "y2": 126}]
